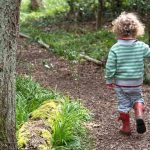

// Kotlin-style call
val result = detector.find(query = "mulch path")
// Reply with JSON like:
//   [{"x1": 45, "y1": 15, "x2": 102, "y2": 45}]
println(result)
[{"x1": 17, "y1": 37, "x2": 150, "y2": 150}]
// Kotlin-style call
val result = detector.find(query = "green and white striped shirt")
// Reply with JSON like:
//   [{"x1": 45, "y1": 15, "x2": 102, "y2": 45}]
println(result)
[{"x1": 105, "y1": 40, "x2": 150, "y2": 84}]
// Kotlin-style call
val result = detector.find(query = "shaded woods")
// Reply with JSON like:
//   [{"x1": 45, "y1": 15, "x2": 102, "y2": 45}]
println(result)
[{"x1": 0, "y1": 0, "x2": 150, "y2": 149}]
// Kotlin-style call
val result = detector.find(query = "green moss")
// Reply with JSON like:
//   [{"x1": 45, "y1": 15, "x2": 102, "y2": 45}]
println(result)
[
  {"x1": 17, "y1": 120, "x2": 53, "y2": 149},
  {"x1": 31, "y1": 101, "x2": 58, "y2": 120},
  {"x1": 41, "y1": 129, "x2": 52, "y2": 145},
  {"x1": 38, "y1": 144, "x2": 48, "y2": 150},
  {"x1": 38, "y1": 144, "x2": 54, "y2": 150},
  {"x1": 39, "y1": 129, "x2": 54, "y2": 150},
  {"x1": 17, "y1": 122, "x2": 30, "y2": 148},
  {"x1": 17, "y1": 100, "x2": 59, "y2": 149}
]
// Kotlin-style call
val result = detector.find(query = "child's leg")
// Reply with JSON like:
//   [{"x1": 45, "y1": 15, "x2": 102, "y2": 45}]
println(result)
[
  {"x1": 133, "y1": 102, "x2": 146, "y2": 134},
  {"x1": 127, "y1": 86, "x2": 146, "y2": 134},
  {"x1": 118, "y1": 112, "x2": 131, "y2": 135},
  {"x1": 115, "y1": 87, "x2": 132, "y2": 135}
]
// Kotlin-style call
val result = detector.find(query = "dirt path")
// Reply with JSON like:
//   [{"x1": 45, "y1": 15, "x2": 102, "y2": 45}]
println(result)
[{"x1": 17, "y1": 37, "x2": 150, "y2": 150}]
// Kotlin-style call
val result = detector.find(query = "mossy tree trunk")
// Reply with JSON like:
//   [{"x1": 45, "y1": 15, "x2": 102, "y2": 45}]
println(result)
[
  {"x1": 0, "y1": 0, "x2": 20, "y2": 150},
  {"x1": 30, "y1": 0, "x2": 43, "y2": 11},
  {"x1": 96, "y1": 0, "x2": 104, "y2": 30},
  {"x1": 147, "y1": 1, "x2": 150, "y2": 45},
  {"x1": 67, "y1": 0, "x2": 81, "y2": 21},
  {"x1": 67, "y1": 0, "x2": 75, "y2": 16},
  {"x1": 148, "y1": 26, "x2": 150, "y2": 45},
  {"x1": 144, "y1": 1, "x2": 150, "y2": 83}
]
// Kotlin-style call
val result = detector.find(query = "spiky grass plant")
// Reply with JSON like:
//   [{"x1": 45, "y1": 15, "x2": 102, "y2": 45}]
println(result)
[{"x1": 51, "y1": 98, "x2": 91, "y2": 150}]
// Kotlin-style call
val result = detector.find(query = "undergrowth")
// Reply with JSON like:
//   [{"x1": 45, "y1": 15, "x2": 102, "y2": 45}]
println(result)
[
  {"x1": 16, "y1": 75, "x2": 61, "y2": 129},
  {"x1": 20, "y1": 0, "x2": 68, "y2": 22},
  {"x1": 16, "y1": 76, "x2": 92, "y2": 149},
  {"x1": 20, "y1": 21, "x2": 116, "y2": 61}
]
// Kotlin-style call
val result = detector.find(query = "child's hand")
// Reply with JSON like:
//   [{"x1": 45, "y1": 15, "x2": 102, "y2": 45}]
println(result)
[{"x1": 106, "y1": 83, "x2": 114, "y2": 89}]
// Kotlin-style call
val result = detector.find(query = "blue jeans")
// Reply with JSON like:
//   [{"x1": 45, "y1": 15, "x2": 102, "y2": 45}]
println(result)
[{"x1": 115, "y1": 86, "x2": 144, "y2": 113}]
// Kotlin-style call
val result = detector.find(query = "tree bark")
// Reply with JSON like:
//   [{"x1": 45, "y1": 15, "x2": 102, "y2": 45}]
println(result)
[
  {"x1": 30, "y1": 0, "x2": 43, "y2": 11},
  {"x1": 96, "y1": 0, "x2": 104, "y2": 30},
  {"x1": 66, "y1": 0, "x2": 77, "y2": 21},
  {"x1": 111, "y1": 0, "x2": 122, "y2": 17},
  {"x1": 148, "y1": 26, "x2": 150, "y2": 45},
  {"x1": 115, "y1": 0, "x2": 122, "y2": 15},
  {"x1": 147, "y1": 1, "x2": 150, "y2": 45},
  {"x1": 0, "y1": 0, "x2": 20, "y2": 150},
  {"x1": 67, "y1": 0, "x2": 75, "y2": 15}
]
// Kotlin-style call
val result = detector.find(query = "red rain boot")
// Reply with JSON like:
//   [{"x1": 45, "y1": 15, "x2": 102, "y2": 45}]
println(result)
[
  {"x1": 133, "y1": 102, "x2": 146, "y2": 134},
  {"x1": 118, "y1": 112, "x2": 131, "y2": 135}
]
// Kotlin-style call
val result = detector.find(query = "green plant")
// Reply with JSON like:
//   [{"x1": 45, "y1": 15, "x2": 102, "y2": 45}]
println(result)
[
  {"x1": 16, "y1": 75, "x2": 61, "y2": 129},
  {"x1": 20, "y1": 0, "x2": 69, "y2": 22},
  {"x1": 51, "y1": 98, "x2": 90, "y2": 149},
  {"x1": 16, "y1": 76, "x2": 91, "y2": 149},
  {"x1": 20, "y1": 20, "x2": 117, "y2": 61}
]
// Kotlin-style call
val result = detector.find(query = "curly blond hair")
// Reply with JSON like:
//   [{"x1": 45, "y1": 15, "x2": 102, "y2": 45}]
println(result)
[{"x1": 112, "y1": 12, "x2": 145, "y2": 38}]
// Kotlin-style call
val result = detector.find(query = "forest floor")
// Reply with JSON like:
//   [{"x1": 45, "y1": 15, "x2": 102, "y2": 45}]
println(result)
[{"x1": 17, "y1": 37, "x2": 150, "y2": 150}]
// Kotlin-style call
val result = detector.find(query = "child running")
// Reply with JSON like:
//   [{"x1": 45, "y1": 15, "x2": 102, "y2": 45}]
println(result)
[{"x1": 105, "y1": 12, "x2": 150, "y2": 135}]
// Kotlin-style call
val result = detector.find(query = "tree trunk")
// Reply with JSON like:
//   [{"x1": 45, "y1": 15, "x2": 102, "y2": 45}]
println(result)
[
  {"x1": 116, "y1": 0, "x2": 122, "y2": 15},
  {"x1": 30, "y1": 0, "x2": 43, "y2": 11},
  {"x1": 148, "y1": 27, "x2": 150, "y2": 45},
  {"x1": 96, "y1": 0, "x2": 104, "y2": 30},
  {"x1": 67, "y1": 0, "x2": 74, "y2": 15},
  {"x1": 112, "y1": 0, "x2": 122, "y2": 17},
  {"x1": 147, "y1": 1, "x2": 150, "y2": 45},
  {"x1": 66, "y1": 0, "x2": 76, "y2": 20},
  {"x1": 0, "y1": 0, "x2": 20, "y2": 150}
]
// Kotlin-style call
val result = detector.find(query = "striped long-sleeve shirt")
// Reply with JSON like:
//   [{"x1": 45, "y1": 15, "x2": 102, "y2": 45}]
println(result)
[{"x1": 105, "y1": 40, "x2": 150, "y2": 85}]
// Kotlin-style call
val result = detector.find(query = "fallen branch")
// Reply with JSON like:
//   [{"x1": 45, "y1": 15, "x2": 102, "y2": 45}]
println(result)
[
  {"x1": 80, "y1": 54, "x2": 105, "y2": 65},
  {"x1": 19, "y1": 32, "x2": 31, "y2": 39},
  {"x1": 37, "y1": 39, "x2": 50, "y2": 50},
  {"x1": 19, "y1": 32, "x2": 51, "y2": 50}
]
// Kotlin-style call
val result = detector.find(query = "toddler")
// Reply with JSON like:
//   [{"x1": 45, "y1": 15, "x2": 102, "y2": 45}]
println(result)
[{"x1": 105, "y1": 12, "x2": 150, "y2": 135}]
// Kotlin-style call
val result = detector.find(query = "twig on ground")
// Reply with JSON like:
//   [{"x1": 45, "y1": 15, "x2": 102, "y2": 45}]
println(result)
[
  {"x1": 79, "y1": 54, "x2": 105, "y2": 66},
  {"x1": 37, "y1": 39, "x2": 50, "y2": 50},
  {"x1": 19, "y1": 32, "x2": 51, "y2": 50},
  {"x1": 19, "y1": 32, "x2": 31, "y2": 39}
]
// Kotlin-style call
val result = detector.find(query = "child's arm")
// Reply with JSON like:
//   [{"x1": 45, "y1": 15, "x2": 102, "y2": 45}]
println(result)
[
  {"x1": 105, "y1": 49, "x2": 117, "y2": 85},
  {"x1": 143, "y1": 43, "x2": 150, "y2": 57}
]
